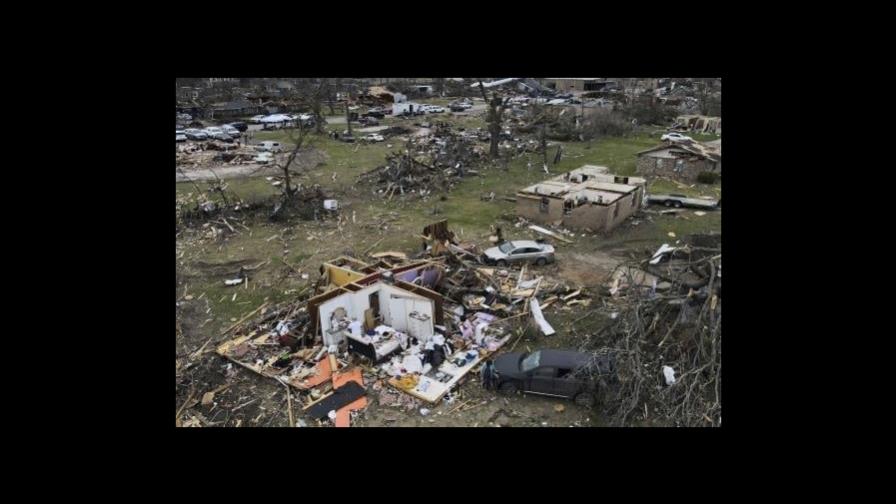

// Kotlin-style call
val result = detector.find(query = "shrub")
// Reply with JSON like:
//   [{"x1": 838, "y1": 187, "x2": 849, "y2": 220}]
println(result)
[{"x1": 697, "y1": 172, "x2": 719, "y2": 184}]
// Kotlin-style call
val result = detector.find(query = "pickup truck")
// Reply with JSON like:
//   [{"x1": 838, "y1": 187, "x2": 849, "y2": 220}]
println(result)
[{"x1": 647, "y1": 194, "x2": 719, "y2": 209}]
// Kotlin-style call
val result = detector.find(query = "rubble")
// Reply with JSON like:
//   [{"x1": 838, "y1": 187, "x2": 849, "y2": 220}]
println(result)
[
  {"x1": 358, "y1": 124, "x2": 486, "y2": 200},
  {"x1": 582, "y1": 233, "x2": 721, "y2": 427},
  {"x1": 211, "y1": 220, "x2": 595, "y2": 424}
]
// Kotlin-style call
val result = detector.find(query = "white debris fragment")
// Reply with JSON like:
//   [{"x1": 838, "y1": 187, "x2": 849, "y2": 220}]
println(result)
[
  {"x1": 530, "y1": 298, "x2": 555, "y2": 336},
  {"x1": 662, "y1": 365, "x2": 677, "y2": 386},
  {"x1": 224, "y1": 278, "x2": 244, "y2": 286},
  {"x1": 650, "y1": 244, "x2": 676, "y2": 265}
]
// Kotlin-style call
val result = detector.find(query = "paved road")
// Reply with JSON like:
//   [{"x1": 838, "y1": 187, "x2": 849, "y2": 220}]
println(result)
[{"x1": 356, "y1": 125, "x2": 389, "y2": 133}]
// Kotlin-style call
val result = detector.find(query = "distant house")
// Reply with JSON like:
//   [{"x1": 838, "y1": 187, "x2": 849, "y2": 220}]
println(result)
[
  {"x1": 206, "y1": 78, "x2": 238, "y2": 87},
  {"x1": 209, "y1": 99, "x2": 262, "y2": 119},
  {"x1": 516, "y1": 166, "x2": 647, "y2": 233},
  {"x1": 177, "y1": 86, "x2": 200, "y2": 101},
  {"x1": 547, "y1": 78, "x2": 617, "y2": 93},
  {"x1": 636, "y1": 140, "x2": 722, "y2": 182}
]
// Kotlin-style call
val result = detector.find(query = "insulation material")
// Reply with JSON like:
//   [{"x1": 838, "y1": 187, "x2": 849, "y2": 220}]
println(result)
[{"x1": 529, "y1": 298, "x2": 555, "y2": 336}]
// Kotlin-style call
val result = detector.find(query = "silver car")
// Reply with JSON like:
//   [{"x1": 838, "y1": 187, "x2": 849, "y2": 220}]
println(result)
[{"x1": 482, "y1": 240, "x2": 556, "y2": 266}]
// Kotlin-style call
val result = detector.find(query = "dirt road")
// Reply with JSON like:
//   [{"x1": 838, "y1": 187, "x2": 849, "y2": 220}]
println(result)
[{"x1": 176, "y1": 164, "x2": 279, "y2": 182}]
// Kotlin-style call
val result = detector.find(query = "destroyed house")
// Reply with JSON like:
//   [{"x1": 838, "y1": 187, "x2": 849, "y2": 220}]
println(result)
[
  {"x1": 674, "y1": 115, "x2": 721, "y2": 135},
  {"x1": 516, "y1": 166, "x2": 646, "y2": 232},
  {"x1": 307, "y1": 259, "x2": 446, "y2": 356},
  {"x1": 636, "y1": 139, "x2": 721, "y2": 182}
]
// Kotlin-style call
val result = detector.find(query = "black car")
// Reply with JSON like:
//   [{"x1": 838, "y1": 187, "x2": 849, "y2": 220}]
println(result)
[
  {"x1": 228, "y1": 122, "x2": 248, "y2": 132},
  {"x1": 493, "y1": 349, "x2": 615, "y2": 407}
]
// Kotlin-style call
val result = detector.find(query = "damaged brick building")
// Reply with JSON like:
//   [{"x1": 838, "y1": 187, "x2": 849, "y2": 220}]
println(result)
[
  {"x1": 636, "y1": 139, "x2": 721, "y2": 183},
  {"x1": 516, "y1": 166, "x2": 646, "y2": 233}
]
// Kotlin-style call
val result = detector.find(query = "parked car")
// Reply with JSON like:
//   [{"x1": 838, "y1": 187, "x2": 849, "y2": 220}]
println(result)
[
  {"x1": 221, "y1": 125, "x2": 241, "y2": 138},
  {"x1": 228, "y1": 122, "x2": 248, "y2": 132},
  {"x1": 428, "y1": 106, "x2": 445, "y2": 113},
  {"x1": 255, "y1": 141, "x2": 282, "y2": 153},
  {"x1": 482, "y1": 240, "x2": 555, "y2": 266},
  {"x1": 249, "y1": 115, "x2": 266, "y2": 124},
  {"x1": 647, "y1": 194, "x2": 719, "y2": 209},
  {"x1": 176, "y1": 130, "x2": 187, "y2": 142},
  {"x1": 339, "y1": 133, "x2": 355, "y2": 143},
  {"x1": 359, "y1": 116, "x2": 379, "y2": 126},
  {"x1": 493, "y1": 349, "x2": 616, "y2": 406},
  {"x1": 660, "y1": 132, "x2": 693, "y2": 142},
  {"x1": 184, "y1": 128, "x2": 208, "y2": 140},
  {"x1": 204, "y1": 127, "x2": 232, "y2": 141},
  {"x1": 364, "y1": 109, "x2": 386, "y2": 119},
  {"x1": 361, "y1": 134, "x2": 384, "y2": 142}
]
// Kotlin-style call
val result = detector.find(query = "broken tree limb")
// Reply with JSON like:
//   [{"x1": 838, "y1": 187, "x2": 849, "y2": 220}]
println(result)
[
  {"x1": 176, "y1": 388, "x2": 196, "y2": 425},
  {"x1": 281, "y1": 381, "x2": 295, "y2": 427},
  {"x1": 221, "y1": 301, "x2": 271, "y2": 336},
  {"x1": 363, "y1": 237, "x2": 386, "y2": 256},
  {"x1": 278, "y1": 256, "x2": 301, "y2": 274}
]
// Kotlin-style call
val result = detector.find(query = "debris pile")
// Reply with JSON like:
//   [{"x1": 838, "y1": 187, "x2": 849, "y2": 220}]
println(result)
[
  {"x1": 578, "y1": 233, "x2": 721, "y2": 427},
  {"x1": 358, "y1": 125, "x2": 486, "y2": 200},
  {"x1": 177, "y1": 142, "x2": 263, "y2": 169},
  {"x1": 210, "y1": 220, "x2": 594, "y2": 426}
]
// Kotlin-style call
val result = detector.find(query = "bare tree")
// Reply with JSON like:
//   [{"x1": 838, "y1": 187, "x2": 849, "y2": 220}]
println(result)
[
  {"x1": 326, "y1": 78, "x2": 341, "y2": 115},
  {"x1": 477, "y1": 80, "x2": 512, "y2": 159},
  {"x1": 433, "y1": 77, "x2": 446, "y2": 96},
  {"x1": 274, "y1": 122, "x2": 312, "y2": 199},
  {"x1": 344, "y1": 82, "x2": 354, "y2": 137}
]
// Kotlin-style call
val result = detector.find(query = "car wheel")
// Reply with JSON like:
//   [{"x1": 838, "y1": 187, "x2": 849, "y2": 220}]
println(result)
[
  {"x1": 496, "y1": 259, "x2": 508, "y2": 267},
  {"x1": 574, "y1": 392, "x2": 595, "y2": 407},
  {"x1": 535, "y1": 257, "x2": 547, "y2": 266},
  {"x1": 673, "y1": 201, "x2": 683, "y2": 208},
  {"x1": 498, "y1": 381, "x2": 518, "y2": 395},
  {"x1": 664, "y1": 200, "x2": 673, "y2": 207}
]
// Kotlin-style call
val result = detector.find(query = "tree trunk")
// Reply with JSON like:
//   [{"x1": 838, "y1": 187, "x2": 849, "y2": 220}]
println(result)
[
  {"x1": 313, "y1": 102, "x2": 323, "y2": 134},
  {"x1": 345, "y1": 85, "x2": 353, "y2": 136}
]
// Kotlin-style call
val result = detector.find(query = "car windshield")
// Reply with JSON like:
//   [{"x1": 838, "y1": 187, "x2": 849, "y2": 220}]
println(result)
[
  {"x1": 498, "y1": 242, "x2": 515, "y2": 254},
  {"x1": 520, "y1": 351, "x2": 541, "y2": 372}
]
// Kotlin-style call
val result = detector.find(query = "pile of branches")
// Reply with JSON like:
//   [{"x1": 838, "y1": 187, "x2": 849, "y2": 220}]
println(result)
[
  {"x1": 176, "y1": 168, "x2": 250, "y2": 236},
  {"x1": 578, "y1": 238, "x2": 721, "y2": 427},
  {"x1": 378, "y1": 125, "x2": 413, "y2": 138},
  {"x1": 358, "y1": 133, "x2": 483, "y2": 200},
  {"x1": 270, "y1": 184, "x2": 330, "y2": 221}
]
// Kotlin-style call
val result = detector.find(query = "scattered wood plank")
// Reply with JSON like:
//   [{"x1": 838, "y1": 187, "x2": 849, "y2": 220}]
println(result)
[
  {"x1": 528, "y1": 225, "x2": 573, "y2": 243},
  {"x1": 561, "y1": 290, "x2": 582, "y2": 301},
  {"x1": 370, "y1": 251, "x2": 408, "y2": 260},
  {"x1": 302, "y1": 391, "x2": 335, "y2": 411}
]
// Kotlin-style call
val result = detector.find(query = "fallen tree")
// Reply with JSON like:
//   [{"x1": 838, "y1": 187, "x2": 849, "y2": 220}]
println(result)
[{"x1": 577, "y1": 237, "x2": 721, "y2": 427}]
